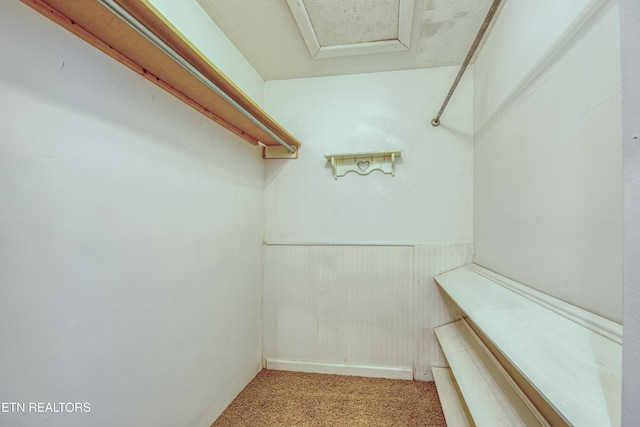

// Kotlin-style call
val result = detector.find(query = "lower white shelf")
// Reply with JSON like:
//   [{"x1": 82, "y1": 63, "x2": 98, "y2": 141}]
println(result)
[
  {"x1": 431, "y1": 367, "x2": 473, "y2": 427},
  {"x1": 435, "y1": 320, "x2": 548, "y2": 427}
]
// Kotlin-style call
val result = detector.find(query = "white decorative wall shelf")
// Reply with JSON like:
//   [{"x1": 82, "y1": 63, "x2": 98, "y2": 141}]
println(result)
[{"x1": 325, "y1": 151, "x2": 401, "y2": 179}]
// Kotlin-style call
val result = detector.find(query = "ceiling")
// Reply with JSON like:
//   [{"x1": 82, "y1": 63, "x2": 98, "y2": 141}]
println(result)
[{"x1": 195, "y1": 0, "x2": 496, "y2": 81}]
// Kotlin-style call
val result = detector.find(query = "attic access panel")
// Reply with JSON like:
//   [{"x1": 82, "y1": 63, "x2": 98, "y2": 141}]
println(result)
[{"x1": 287, "y1": 0, "x2": 414, "y2": 59}]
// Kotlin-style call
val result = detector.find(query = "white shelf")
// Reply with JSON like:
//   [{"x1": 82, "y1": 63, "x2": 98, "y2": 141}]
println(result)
[
  {"x1": 431, "y1": 367, "x2": 473, "y2": 427},
  {"x1": 435, "y1": 264, "x2": 622, "y2": 427},
  {"x1": 325, "y1": 151, "x2": 401, "y2": 179},
  {"x1": 435, "y1": 320, "x2": 547, "y2": 426}
]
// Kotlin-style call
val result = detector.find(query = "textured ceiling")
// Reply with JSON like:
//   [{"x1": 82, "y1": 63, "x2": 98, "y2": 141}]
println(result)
[
  {"x1": 196, "y1": 0, "x2": 496, "y2": 81},
  {"x1": 305, "y1": 0, "x2": 399, "y2": 46}
]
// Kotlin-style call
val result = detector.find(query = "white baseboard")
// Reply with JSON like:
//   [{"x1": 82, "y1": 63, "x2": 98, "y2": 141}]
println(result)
[{"x1": 265, "y1": 359, "x2": 413, "y2": 380}]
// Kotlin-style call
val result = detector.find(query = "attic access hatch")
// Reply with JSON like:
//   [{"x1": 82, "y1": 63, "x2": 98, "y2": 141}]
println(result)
[
  {"x1": 21, "y1": 0, "x2": 301, "y2": 156},
  {"x1": 287, "y1": 0, "x2": 414, "y2": 59}
]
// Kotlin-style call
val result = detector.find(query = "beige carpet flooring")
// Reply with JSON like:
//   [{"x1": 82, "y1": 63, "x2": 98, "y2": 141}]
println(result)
[{"x1": 211, "y1": 369, "x2": 447, "y2": 426}]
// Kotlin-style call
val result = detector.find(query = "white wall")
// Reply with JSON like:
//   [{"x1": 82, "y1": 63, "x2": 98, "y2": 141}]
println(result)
[
  {"x1": 262, "y1": 68, "x2": 474, "y2": 379},
  {"x1": 474, "y1": 0, "x2": 609, "y2": 130},
  {"x1": 264, "y1": 245, "x2": 415, "y2": 378},
  {"x1": 264, "y1": 68, "x2": 474, "y2": 244},
  {"x1": 473, "y1": 0, "x2": 623, "y2": 321},
  {"x1": 0, "y1": 3, "x2": 263, "y2": 426},
  {"x1": 620, "y1": 0, "x2": 640, "y2": 424},
  {"x1": 263, "y1": 243, "x2": 472, "y2": 381},
  {"x1": 147, "y1": 0, "x2": 265, "y2": 104}
]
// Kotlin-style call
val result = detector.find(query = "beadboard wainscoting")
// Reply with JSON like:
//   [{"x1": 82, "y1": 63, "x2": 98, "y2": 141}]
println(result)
[
  {"x1": 263, "y1": 243, "x2": 473, "y2": 381},
  {"x1": 413, "y1": 244, "x2": 474, "y2": 380}
]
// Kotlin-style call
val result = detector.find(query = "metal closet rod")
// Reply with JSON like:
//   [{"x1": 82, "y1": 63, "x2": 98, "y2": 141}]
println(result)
[
  {"x1": 431, "y1": 0, "x2": 504, "y2": 127},
  {"x1": 98, "y1": 0, "x2": 296, "y2": 153}
]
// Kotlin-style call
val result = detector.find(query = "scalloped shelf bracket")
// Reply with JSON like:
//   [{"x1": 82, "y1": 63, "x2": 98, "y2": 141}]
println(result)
[{"x1": 325, "y1": 151, "x2": 401, "y2": 179}]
